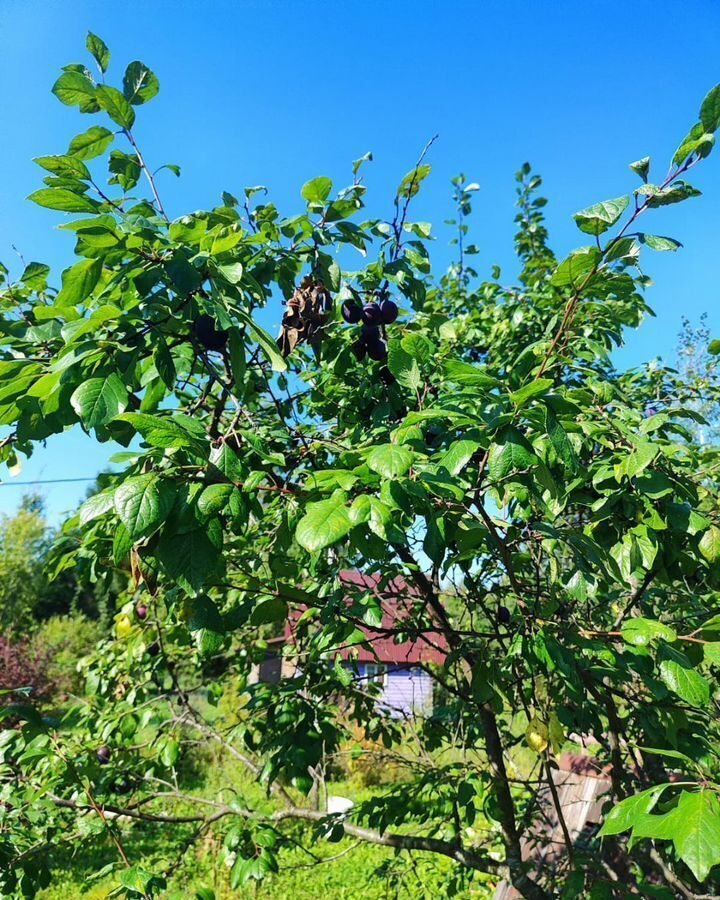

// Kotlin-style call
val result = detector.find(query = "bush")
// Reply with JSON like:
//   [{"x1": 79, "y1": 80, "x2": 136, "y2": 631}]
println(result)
[
  {"x1": 0, "y1": 633, "x2": 52, "y2": 706},
  {"x1": 31, "y1": 615, "x2": 103, "y2": 696},
  {"x1": 340, "y1": 724, "x2": 403, "y2": 787}
]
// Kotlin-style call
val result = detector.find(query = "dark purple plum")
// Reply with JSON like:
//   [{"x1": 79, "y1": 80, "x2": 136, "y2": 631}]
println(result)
[
  {"x1": 113, "y1": 778, "x2": 133, "y2": 795},
  {"x1": 366, "y1": 339, "x2": 388, "y2": 362},
  {"x1": 135, "y1": 604, "x2": 148, "y2": 621},
  {"x1": 351, "y1": 339, "x2": 367, "y2": 361},
  {"x1": 497, "y1": 605, "x2": 511, "y2": 625},
  {"x1": 194, "y1": 314, "x2": 229, "y2": 351},
  {"x1": 379, "y1": 299, "x2": 398, "y2": 324},
  {"x1": 341, "y1": 302, "x2": 362, "y2": 324},
  {"x1": 96, "y1": 745, "x2": 111, "y2": 765},
  {"x1": 361, "y1": 324, "x2": 381, "y2": 340},
  {"x1": 379, "y1": 366, "x2": 396, "y2": 386},
  {"x1": 361, "y1": 304, "x2": 383, "y2": 326}
]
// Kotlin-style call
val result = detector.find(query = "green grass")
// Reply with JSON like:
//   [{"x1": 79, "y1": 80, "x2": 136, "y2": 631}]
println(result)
[{"x1": 36, "y1": 748, "x2": 496, "y2": 899}]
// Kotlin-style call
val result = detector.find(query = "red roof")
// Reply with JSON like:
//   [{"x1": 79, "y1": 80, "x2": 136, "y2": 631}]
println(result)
[{"x1": 284, "y1": 570, "x2": 448, "y2": 666}]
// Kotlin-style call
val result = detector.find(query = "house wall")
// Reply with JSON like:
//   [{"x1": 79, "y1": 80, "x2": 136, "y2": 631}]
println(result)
[
  {"x1": 357, "y1": 663, "x2": 433, "y2": 717},
  {"x1": 251, "y1": 656, "x2": 435, "y2": 718}
]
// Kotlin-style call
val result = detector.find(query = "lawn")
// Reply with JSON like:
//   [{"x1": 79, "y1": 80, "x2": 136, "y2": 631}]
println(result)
[{"x1": 36, "y1": 744, "x2": 496, "y2": 899}]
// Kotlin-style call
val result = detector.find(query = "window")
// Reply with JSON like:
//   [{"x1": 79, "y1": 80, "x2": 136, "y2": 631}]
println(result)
[{"x1": 364, "y1": 663, "x2": 387, "y2": 687}]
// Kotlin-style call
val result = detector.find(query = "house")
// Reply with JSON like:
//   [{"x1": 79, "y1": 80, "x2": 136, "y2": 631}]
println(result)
[{"x1": 253, "y1": 570, "x2": 449, "y2": 718}]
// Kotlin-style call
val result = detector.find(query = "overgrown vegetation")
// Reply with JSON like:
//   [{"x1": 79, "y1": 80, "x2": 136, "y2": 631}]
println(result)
[{"x1": 3, "y1": 30, "x2": 720, "y2": 899}]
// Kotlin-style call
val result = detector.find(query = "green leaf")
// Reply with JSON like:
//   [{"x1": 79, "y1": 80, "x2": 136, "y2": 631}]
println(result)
[
  {"x1": 117, "y1": 412, "x2": 206, "y2": 453},
  {"x1": 673, "y1": 123, "x2": 715, "y2": 166},
  {"x1": 316, "y1": 253, "x2": 340, "y2": 292},
  {"x1": 187, "y1": 595, "x2": 225, "y2": 654},
  {"x1": 56, "y1": 258, "x2": 102, "y2": 306},
  {"x1": 443, "y1": 360, "x2": 500, "y2": 389},
  {"x1": 34, "y1": 154, "x2": 91, "y2": 180},
  {"x1": 160, "y1": 738, "x2": 180, "y2": 768},
  {"x1": 68, "y1": 126, "x2": 114, "y2": 160},
  {"x1": 96, "y1": 85, "x2": 135, "y2": 129},
  {"x1": 296, "y1": 492, "x2": 352, "y2": 552},
  {"x1": 301, "y1": 177, "x2": 332, "y2": 205},
  {"x1": 349, "y1": 494, "x2": 372, "y2": 525},
  {"x1": 27, "y1": 188, "x2": 99, "y2": 214},
  {"x1": 669, "y1": 790, "x2": 720, "y2": 882},
  {"x1": 367, "y1": 444, "x2": 414, "y2": 479},
  {"x1": 639, "y1": 233, "x2": 682, "y2": 252},
  {"x1": 550, "y1": 247, "x2": 602, "y2": 287},
  {"x1": 573, "y1": 196, "x2": 629, "y2": 235},
  {"x1": 158, "y1": 163, "x2": 181, "y2": 178},
  {"x1": 701, "y1": 84, "x2": 720, "y2": 132},
  {"x1": 250, "y1": 596, "x2": 287, "y2": 626},
  {"x1": 388, "y1": 342, "x2": 422, "y2": 390},
  {"x1": 397, "y1": 164, "x2": 431, "y2": 199},
  {"x1": 153, "y1": 339, "x2": 176, "y2": 389},
  {"x1": 78, "y1": 490, "x2": 115, "y2": 526},
  {"x1": 401, "y1": 333, "x2": 433, "y2": 364},
  {"x1": 234, "y1": 308, "x2": 287, "y2": 372},
  {"x1": 621, "y1": 618, "x2": 677, "y2": 647},
  {"x1": 488, "y1": 427, "x2": 537, "y2": 481},
  {"x1": 123, "y1": 61, "x2": 160, "y2": 105},
  {"x1": 423, "y1": 514, "x2": 446, "y2": 565},
  {"x1": 160, "y1": 528, "x2": 221, "y2": 592},
  {"x1": 86, "y1": 32, "x2": 110, "y2": 73},
  {"x1": 618, "y1": 441, "x2": 658, "y2": 479},
  {"x1": 51, "y1": 71, "x2": 99, "y2": 112},
  {"x1": 699, "y1": 525, "x2": 720, "y2": 564},
  {"x1": 215, "y1": 262, "x2": 244, "y2": 284},
  {"x1": 70, "y1": 374, "x2": 128, "y2": 428},
  {"x1": 659, "y1": 652, "x2": 710, "y2": 706},
  {"x1": 20, "y1": 262, "x2": 50, "y2": 290},
  {"x1": 197, "y1": 484, "x2": 238, "y2": 517},
  {"x1": 629, "y1": 157, "x2": 650, "y2": 181},
  {"x1": 598, "y1": 784, "x2": 670, "y2": 837},
  {"x1": 545, "y1": 407, "x2": 578, "y2": 472},
  {"x1": 644, "y1": 181, "x2": 701, "y2": 208},
  {"x1": 438, "y1": 440, "x2": 481, "y2": 475},
  {"x1": 114, "y1": 474, "x2": 176, "y2": 541},
  {"x1": 510, "y1": 378, "x2": 554, "y2": 407}
]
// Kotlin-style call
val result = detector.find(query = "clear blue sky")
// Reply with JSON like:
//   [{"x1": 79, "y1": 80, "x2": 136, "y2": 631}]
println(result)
[{"x1": 1, "y1": 0, "x2": 719, "y2": 522}]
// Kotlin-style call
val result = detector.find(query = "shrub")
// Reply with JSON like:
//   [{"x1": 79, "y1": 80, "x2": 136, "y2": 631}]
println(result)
[
  {"x1": 0, "y1": 634, "x2": 52, "y2": 706},
  {"x1": 31, "y1": 615, "x2": 103, "y2": 696}
]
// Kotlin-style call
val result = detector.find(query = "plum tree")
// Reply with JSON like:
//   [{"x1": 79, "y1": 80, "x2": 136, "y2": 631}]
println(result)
[{"x1": 3, "y1": 30, "x2": 720, "y2": 900}]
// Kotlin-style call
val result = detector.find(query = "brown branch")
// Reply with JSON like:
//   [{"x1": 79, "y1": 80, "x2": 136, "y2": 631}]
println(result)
[
  {"x1": 544, "y1": 756, "x2": 574, "y2": 867},
  {"x1": 391, "y1": 543, "x2": 549, "y2": 899},
  {"x1": 124, "y1": 128, "x2": 169, "y2": 221},
  {"x1": 47, "y1": 793, "x2": 503, "y2": 875}
]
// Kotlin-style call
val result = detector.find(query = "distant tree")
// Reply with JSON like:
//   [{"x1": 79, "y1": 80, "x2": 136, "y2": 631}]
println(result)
[
  {"x1": 675, "y1": 313, "x2": 720, "y2": 444},
  {"x1": 0, "y1": 494, "x2": 51, "y2": 630}
]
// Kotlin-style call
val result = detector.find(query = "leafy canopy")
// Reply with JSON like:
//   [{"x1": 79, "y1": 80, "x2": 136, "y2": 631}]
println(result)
[{"x1": 3, "y1": 34, "x2": 720, "y2": 900}]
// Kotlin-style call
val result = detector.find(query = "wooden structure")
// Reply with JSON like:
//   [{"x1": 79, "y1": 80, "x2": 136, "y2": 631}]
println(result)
[{"x1": 493, "y1": 754, "x2": 612, "y2": 899}]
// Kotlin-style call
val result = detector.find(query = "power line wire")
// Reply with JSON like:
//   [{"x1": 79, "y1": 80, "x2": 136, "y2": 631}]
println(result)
[{"x1": 0, "y1": 477, "x2": 97, "y2": 486}]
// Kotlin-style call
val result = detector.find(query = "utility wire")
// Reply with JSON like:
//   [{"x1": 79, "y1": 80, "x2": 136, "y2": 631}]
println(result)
[{"x1": 0, "y1": 477, "x2": 98, "y2": 486}]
